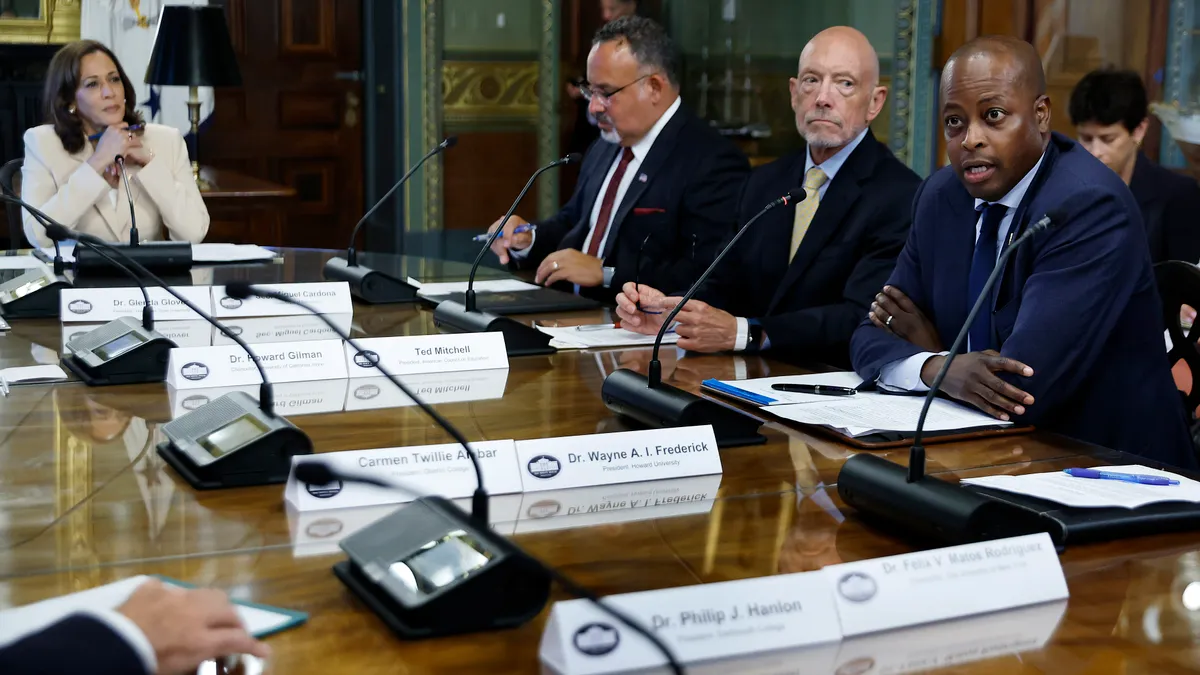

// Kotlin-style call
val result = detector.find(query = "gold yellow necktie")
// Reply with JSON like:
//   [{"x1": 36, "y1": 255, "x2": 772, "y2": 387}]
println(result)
[{"x1": 789, "y1": 167, "x2": 829, "y2": 261}]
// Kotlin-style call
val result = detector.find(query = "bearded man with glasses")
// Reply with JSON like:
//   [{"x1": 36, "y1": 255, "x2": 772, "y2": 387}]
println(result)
[{"x1": 486, "y1": 16, "x2": 748, "y2": 303}]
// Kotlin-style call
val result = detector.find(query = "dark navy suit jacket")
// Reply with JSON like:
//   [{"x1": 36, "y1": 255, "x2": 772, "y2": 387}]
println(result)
[
  {"x1": 849, "y1": 132, "x2": 1196, "y2": 468},
  {"x1": 1128, "y1": 152, "x2": 1200, "y2": 264},
  {"x1": 0, "y1": 614, "x2": 146, "y2": 674}
]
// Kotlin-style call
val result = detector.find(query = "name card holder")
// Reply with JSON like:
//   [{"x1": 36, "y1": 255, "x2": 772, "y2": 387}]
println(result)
[
  {"x1": 60, "y1": 285, "x2": 211, "y2": 322},
  {"x1": 344, "y1": 332, "x2": 509, "y2": 377},
  {"x1": 515, "y1": 426, "x2": 722, "y2": 493},
  {"x1": 165, "y1": 339, "x2": 347, "y2": 389},
  {"x1": 343, "y1": 370, "x2": 509, "y2": 411},
  {"x1": 169, "y1": 379, "x2": 350, "y2": 419},
  {"x1": 540, "y1": 571, "x2": 842, "y2": 674},
  {"x1": 514, "y1": 474, "x2": 722, "y2": 534},
  {"x1": 212, "y1": 282, "x2": 352, "y2": 318},
  {"x1": 822, "y1": 532, "x2": 1066, "y2": 637},
  {"x1": 283, "y1": 440, "x2": 523, "y2": 511}
]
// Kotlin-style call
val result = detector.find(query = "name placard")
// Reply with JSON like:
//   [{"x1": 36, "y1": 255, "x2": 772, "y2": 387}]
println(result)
[
  {"x1": 211, "y1": 282, "x2": 352, "y2": 318},
  {"x1": 60, "y1": 286, "x2": 211, "y2": 322},
  {"x1": 283, "y1": 439, "x2": 523, "y2": 512},
  {"x1": 213, "y1": 313, "x2": 352, "y2": 346},
  {"x1": 168, "y1": 379, "x2": 349, "y2": 419},
  {"x1": 287, "y1": 495, "x2": 523, "y2": 558},
  {"x1": 344, "y1": 333, "x2": 508, "y2": 377},
  {"x1": 343, "y1": 369, "x2": 509, "y2": 411},
  {"x1": 514, "y1": 474, "x2": 721, "y2": 534},
  {"x1": 539, "y1": 571, "x2": 841, "y2": 674},
  {"x1": 822, "y1": 532, "x2": 1066, "y2": 637},
  {"x1": 63, "y1": 320, "x2": 213, "y2": 351},
  {"x1": 515, "y1": 426, "x2": 721, "y2": 493},
  {"x1": 164, "y1": 339, "x2": 347, "y2": 389}
]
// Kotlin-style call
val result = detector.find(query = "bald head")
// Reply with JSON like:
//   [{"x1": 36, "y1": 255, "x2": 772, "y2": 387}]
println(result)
[
  {"x1": 791, "y1": 26, "x2": 888, "y2": 162},
  {"x1": 939, "y1": 35, "x2": 1051, "y2": 201}
]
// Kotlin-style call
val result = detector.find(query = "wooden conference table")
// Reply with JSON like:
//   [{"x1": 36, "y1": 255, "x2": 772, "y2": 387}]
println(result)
[{"x1": 1, "y1": 248, "x2": 1199, "y2": 674}]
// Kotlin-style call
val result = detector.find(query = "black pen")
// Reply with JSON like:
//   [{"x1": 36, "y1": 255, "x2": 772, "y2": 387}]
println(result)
[
  {"x1": 87, "y1": 123, "x2": 144, "y2": 142},
  {"x1": 771, "y1": 383, "x2": 857, "y2": 396}
]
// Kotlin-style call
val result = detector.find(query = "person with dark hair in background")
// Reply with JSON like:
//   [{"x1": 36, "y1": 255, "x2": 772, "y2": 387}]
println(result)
[
  {"x1": 614, "y1": 27, "x2": 920, "y2": 368},
  {"x1": 20, "y1": 40, "x2": 208, "y2": 248},
  {"x1": 1070, "y1": 67, "x2": 1200, "y2": 264},
  {"x1": 852, "y1": 36, "x2": 1194, "y2": 468},
  {"x1": 488, "y1": 16, "x2": 747, "y2": 303},
  {"x1": 566, "y1": 0, "x2": 643, "y2": 156}
]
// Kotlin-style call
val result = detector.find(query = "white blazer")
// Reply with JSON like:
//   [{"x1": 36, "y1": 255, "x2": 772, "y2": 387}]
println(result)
[{"x1": 20, "y1": 123, "x2": 210, "y2": 247}]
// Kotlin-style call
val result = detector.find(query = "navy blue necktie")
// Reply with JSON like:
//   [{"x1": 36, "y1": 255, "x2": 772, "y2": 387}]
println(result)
[{"x1": 968, "y1": 203, "x2": 1008, "y2": 351}]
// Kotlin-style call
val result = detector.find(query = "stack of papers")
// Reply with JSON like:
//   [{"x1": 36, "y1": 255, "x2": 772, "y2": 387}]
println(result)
[
  {"x1": 536, "y1": 324, "x2": 681, "y2": 349},
  {"x1": 1, "y1": 365, "x2": 68, "y2": 386},
  {"x1": 409, "y1": 278, "x2": 539, "y2": 295},
  {"x1": 704, "y1": 372, "x2": 865, "y2": 405},
  {"x1": 963, "y1": 465, "x2": 1200, "y2": 508},
  {"x1": 0, "y1": 575, "x2": 306, "y2": 647},
  {"x1": 765, "y1": 392, "x2": 1011, "y2": 438}
]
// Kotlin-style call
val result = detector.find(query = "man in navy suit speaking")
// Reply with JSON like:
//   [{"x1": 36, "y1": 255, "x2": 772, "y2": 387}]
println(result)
[{"x1": 851, "y1": 36, "x2": 1195, "y2": 468}]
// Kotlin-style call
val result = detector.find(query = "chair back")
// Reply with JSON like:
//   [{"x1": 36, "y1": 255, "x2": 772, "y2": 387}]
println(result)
[
  {"x1": 0, "y1": 158, "x2": 24, "y2": 250},
  {"x1": 1156, "y1": 262, "x2": 1200, "y2": 455}
]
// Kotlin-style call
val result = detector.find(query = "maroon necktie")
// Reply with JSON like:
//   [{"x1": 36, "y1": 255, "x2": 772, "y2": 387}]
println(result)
[{"x1": 586, "y1": 147, "x2": 635, "y2": 257}]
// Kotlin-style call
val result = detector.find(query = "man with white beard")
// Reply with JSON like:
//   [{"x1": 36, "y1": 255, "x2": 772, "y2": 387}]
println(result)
[
  {"x1": 486, "y1": 16, "x2": 748, "y2": 303},
  {"x1": 614, "y1": 26, "x2": 921, "y2": 368}
]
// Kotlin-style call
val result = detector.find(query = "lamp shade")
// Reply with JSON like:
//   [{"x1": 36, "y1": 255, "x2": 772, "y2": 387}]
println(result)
[{"x1": 145, "y1": 6, "x2": 242, "y2": 87}]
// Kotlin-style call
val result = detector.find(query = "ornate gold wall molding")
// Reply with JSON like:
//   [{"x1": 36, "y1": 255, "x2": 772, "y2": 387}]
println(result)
[
  {"x1": 0, "y1": 0, "x2": 79, "y2": 44},
  {"x1": 443, "y1": 61, "x2": 540, "y2": 123}
]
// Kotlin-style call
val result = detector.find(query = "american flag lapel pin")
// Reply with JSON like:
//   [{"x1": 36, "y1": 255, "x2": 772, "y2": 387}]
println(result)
[{"x1": 638, "y1": 173, "x2": 648, "y2": 183}]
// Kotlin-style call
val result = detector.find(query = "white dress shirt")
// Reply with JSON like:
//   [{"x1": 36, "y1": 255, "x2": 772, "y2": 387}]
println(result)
[
  {"x1": 734, "y1": 127, "x2": 871, "y2": 351},
  {"x1": 514, "y1": 96, "x2": 683, "y2": 290},
  {"x1": 876, "y1": 150, "x2": 1048, "y2": 391}
]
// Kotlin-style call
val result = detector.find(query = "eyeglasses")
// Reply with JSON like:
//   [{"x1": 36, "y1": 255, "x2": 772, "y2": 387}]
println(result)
[
  {"x1": 634, "y1": 234, "x2": 663, "y2": 315},
  {"x1": 579, "y1": 74, "x2": 652, "y2": 107}
]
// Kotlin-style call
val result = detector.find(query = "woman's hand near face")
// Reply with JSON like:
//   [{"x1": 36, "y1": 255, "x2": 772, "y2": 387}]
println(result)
[{"x1": 86, "y1": 123, "x2": 135, "y2": 176}]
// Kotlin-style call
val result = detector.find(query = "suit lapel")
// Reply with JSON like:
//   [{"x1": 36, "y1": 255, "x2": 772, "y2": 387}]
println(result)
[
  {"x1": 938, "y1": 185, "x2": 977, "y2": 335},
  {"x1": 601, "y1": 109, "x2": 687, "y2": 259},
  {"x1": 766, "y1": 135, "x2": 872, "y2": 314}
]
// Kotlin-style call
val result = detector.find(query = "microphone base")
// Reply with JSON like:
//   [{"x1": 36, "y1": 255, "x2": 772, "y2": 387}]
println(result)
[
  {"x1": 323, "y1": 256, "x2": 419, "y2": 304},
  {"x1": 156, "y1": 428, "x2": 312, "y2": 490},
  {"x1": 74, "y1": 242, "x2": 192, "y2": 275},
  {"x1": 601, "y1": 368, "x2": 766, "y2": 448},
  {"x1": 0, "y1": 274, "x2": 71, "y2": 319},
  {"x1": 60, "y1": 339, "x2": 175, "y2": 386},
  {"x1": 836, "y1": 453, "x2": 1058, "y2": 547},
  {"x1": 334, "y1": 496, "x2": 551, "y2": 638},
  {"x1": 432, "y1": 300, "x2": 555, "y2": 357}
]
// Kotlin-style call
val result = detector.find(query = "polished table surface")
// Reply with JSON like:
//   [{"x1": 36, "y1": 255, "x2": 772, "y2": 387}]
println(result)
[{"x1": 2, "y1": 248, "x2": 1199, "y2": 673}]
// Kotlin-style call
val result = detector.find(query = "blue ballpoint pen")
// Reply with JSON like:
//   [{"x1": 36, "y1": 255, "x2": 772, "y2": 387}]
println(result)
[
  {"x1": 472, "y1": 224, "x2": 536, "y2": 242},
  {"x1": 1063, "y1": 468, "x2": 1180, "y2": 486}
]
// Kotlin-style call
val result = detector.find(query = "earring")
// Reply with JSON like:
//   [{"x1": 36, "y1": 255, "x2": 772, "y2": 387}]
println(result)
[{"x1": 68, "y1": 104, "x2": 75, "y2": 114}]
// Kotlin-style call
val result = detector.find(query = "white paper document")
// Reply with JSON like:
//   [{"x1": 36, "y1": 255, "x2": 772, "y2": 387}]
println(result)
[
  {"x1": 0, "y1": 576, "x2": 298, "y2": 647},
  {"x1": 411, "y1": 278, "x2": 539, "y2": 295},
  {"x1": 708, "y1": 371, "x2": 864, "y2": 405},
  {"x1": 191, "y1": 243, "x2": 277, "y2": 262},
  {"x1": 766, "y1": 392, "x2": 1011, "y2": 437},
  {"x1": 0, "y1": 255, "x2": 49, "y2": 271},
  {"x1": 0, "y1": 365, "x2": 68, "y2": 385},
  {"x1": 962, "y1": 464, "x2": 1200, "y2": 508},
  {"x1": 536, "y1": 324, "x2": 681, "y2": 349}
]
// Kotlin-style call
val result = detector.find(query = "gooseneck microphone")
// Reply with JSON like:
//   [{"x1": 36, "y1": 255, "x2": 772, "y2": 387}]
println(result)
[
  {"x1": 432, "y1": 153, "x2": 581, "y2": 357},
  {"x1": 601, "y1": 188, "x2": 806, "y2": 447},
  {"x1": 347, "y1": 136, "x2": 457, "y2": 267},
  {"x1": 324, "y1": 137, "x2": 458, "y2": 304},
  {"x1": 115, "y1": 155, "x2": 138, "y2": 246},
  {"x1": 0, "y1": 193, "x2": 72, "y2": 318},
  {"x1": 465, "y1": 152, "x2": 581, "y2": 312},
  {"x1": 71, "y1": 236, "x2": 154, "y2": 330},
  {"x1": 836, "y1": 209, "x2": 1067, "y2": 545},
  {"x1": 283, "y1": 435, "x2": 682, "y2": 671}
]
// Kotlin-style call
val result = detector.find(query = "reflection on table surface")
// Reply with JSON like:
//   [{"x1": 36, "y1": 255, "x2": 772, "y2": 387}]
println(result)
[{"x1": 1, "y1": 248, "x2": 1199, "y2": 673}]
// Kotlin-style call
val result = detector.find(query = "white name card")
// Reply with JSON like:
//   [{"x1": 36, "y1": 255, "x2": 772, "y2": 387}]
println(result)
[
  {"x1": 63, "y1": 320, "x2": 213, "y2": 351},
  {"x1": 539, "y1": 571, "x2": 841, "y2": 674},
  {"x1": 286, "y1": 495, "x2": 523, "y2": 558},
  {"x1": 213, "y1": 313, "x2": 352, "y2": 346},
  {"x1": 514, "y1": 474, "x2": 721, "y2": 534},
  {"x1": 516, "y1": 425, "x2": 722, "y2": 493},
  {"x1": 344, "y1": 333, "x2": 508, "y2": 377},
  {"x1": 283, "y1": 439, "x2": 523, "y2": 511},
  {"x1": 168, "y1": 379, "x2": 349, "y2": 419},
  {"x1": 211, "y1": 282, "x2": 352, "y2": 317},
  {"x1": 823, "y1": 532, "x2": 1066, "y2": 637},
  {"x1": 343, "y1": 369, "x2": 509, "y2": 411},
  {"x1": 164, "y1": 339, "x2": 347, "y2": 389},
  {"x1": 60, "y1": 286, "x2": 211, "y2": 322}
]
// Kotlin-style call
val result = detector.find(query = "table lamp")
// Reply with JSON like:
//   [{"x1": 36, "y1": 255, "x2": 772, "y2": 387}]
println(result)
[{"x1": 144, "y1": 5, "x2": 242, "y2": 189}]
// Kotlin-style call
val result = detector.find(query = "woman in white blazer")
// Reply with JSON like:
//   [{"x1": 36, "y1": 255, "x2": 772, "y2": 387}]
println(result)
[{"x1": 21, "y1": 40, "x2": 209, "y2": 248}]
